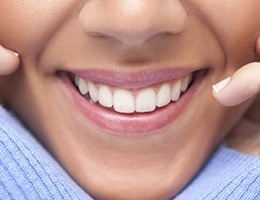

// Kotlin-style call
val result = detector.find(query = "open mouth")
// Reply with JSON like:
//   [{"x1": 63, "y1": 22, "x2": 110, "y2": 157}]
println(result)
[
  {"x1": 61, "y1": 68, "x2": 207, "y2": 135},
  {"x1": 74, "y1": 74, "x2": 193, "y2": 114}
]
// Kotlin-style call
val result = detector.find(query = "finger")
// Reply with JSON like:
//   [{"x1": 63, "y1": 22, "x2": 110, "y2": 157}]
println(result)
[
  {"x1": 245, "y1": 93, "x2": 260, "y2": 122},
  {"x1": 0, "y1": 45, "x2": 20, "y2": 75},
  {"x1": 212, "y1": 62, "x2": 260, "y2": 106}
]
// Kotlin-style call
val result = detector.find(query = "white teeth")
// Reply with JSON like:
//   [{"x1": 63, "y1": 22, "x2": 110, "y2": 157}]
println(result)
[
  {"x1": 171, "y1": 80, "x2": 182, "y2": 101},
  {"x1": 114, "y1": 89, "x2": 135, "y2": 113},
  {"x1": 99, "y1": 85, "x2": 113, "y2": 108},
  {"x1": 75, "y1": 76, "x2": 80, "y2": 87},
  {"x1": 181, "y1": 75, "x2": 189, "y2": 92},
  {"x1": 74, "y1": 73, "x2": 193, "y2": 113},
  {"x1": 78, "y1": 78, "x2": 89, "y2": 95},
  {"x1": 157, "y1": 84, "x2": 171, "y2": 107},
  {"x1": 136, "y1": 89, "x2": 156, "y2": 113},
  {"x1": 89, "y1": 82, "x2": 98, "y2": 102}
]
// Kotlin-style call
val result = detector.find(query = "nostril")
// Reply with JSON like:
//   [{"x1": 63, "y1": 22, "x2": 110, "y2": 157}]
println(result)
[
  {"x1": 79, "y1": 1, "x2": 187, "y2": 47},
  {"x1": 88, "y1": 32, "x2": 111, "y2": 39}
]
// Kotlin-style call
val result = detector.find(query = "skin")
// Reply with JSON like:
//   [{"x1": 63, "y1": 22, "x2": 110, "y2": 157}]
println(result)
[
  {"x1": 0, "y1": 1, "x2": 259, "y2": 199},
  {"x1": 213, "y1": 61, "x2": 260, "y2": 155}
]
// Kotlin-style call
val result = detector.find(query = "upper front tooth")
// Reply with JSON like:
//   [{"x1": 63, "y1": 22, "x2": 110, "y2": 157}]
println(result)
[
  {"x1": 136, "y1": 88, "x2": 156, "y2": 113},
  {"x1": 78, "y1": 78, "x2": 89, "y2": 95},
  {"x1": 98, "y1": 85, "x2": 113, "y2": 108},
  {"x1": 181, "y1": 75, "x2": 189, "y2": 92},
  {"x1": 114, "y1": 89, "x2": 135, "y2": 113},
  {"x1": 172, "y1": 80, "x2": 182, "y2": 101},
  {"x1": 157, "y1": 84, "x2": 171, "y2": 107},
  {"x1": 89, "y1": 82, "x2": 98, "y2": 102}
]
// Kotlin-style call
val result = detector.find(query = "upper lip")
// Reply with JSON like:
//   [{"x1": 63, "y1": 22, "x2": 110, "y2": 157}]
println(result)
[{"x1": 69, "y1": 67, "x2": 201, "y2": 89}]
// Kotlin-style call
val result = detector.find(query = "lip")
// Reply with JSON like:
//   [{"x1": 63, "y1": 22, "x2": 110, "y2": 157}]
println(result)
[
  {"x1": 70, "y1": 68, "x2": 198, "y2": 89},
  {"x1": 60, "y1": 68, "x2": 207, "y2": 135}
]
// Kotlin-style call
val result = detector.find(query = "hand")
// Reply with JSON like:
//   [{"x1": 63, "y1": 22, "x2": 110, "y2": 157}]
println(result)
[
  {"x1": 212, "y1": 62, "x2": 260, "y2": 155},
  {"x1": 0, "y1": 45, "x2": 20, "y2": 104}
]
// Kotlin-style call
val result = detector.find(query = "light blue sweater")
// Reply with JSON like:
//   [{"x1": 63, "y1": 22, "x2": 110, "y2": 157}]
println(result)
[{"x1": 0, "y1": 107, "x2": 259, "y2": 200}]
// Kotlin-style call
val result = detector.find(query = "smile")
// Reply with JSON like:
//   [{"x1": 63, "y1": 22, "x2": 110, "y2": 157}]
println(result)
[
  {"x1": 74, "y1": 74, "x2": 192, "y2": 114},
  {"x1": 61, "y1": 68, "x2": 207, "y2": 135}
]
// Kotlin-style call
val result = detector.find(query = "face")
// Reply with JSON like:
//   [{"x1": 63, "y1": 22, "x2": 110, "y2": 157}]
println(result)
[{"x1": 0, "y1": 1, "x2": 259, "y2": 199}]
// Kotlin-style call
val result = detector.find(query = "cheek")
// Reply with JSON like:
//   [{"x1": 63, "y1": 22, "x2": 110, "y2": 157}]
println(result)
[
  {"x1": 192, "y1": 0, "x2": 260, "y2": 66},
  {"x1": 193, "y1": 1, "x2": 260, "y2": 38},
  {"x1": 0, "y1": 0, "x2": 76, "y2": 56}
]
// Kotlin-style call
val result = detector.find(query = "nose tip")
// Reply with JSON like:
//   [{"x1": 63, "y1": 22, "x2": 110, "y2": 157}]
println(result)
[{"x1": 79, "y1": 0, "x2": 187, "y2": 46}]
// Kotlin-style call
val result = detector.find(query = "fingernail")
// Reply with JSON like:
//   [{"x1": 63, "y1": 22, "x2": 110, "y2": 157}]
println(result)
[
  {"x1": 0, "y1": 45, "x2": 19, "y2": 57},
  {"x1": 212, "y1": 77, "x2": 231, "y2": 92},
  {"x1": 9, "y1": 51, "x2": 19, "y2": 57}
]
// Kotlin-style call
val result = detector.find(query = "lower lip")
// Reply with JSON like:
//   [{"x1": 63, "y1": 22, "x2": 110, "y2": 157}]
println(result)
[{"x1": 61, "y1": 71, "x2": 206, "y2": 136}]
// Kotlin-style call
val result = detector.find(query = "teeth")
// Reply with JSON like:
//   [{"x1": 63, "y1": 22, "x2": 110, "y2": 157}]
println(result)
[
  {"x1": 171, "y1": 80, "x2": 182, "y2": 101},
  {"x1": 89, "y1": 82, "x2": 98, "y2": 102},
  {"x1": 114, "y1": 89, "x2": 135, "y2": 113},
  {"x1": 74, "y1": 73, "x2": 193, "y2": 113},
  {"x1": 136, "y1": 89, "x2": 156, "y2": 113},
  {"x1": 75, "y1": 76, "x2": 80, "y2": 87},
  {"x1": 99, "y1": 85, "x2": 113, "y2": 108},
  {"x1": 78, "y1": 78, "x2": 89, "y2": 95},
  {"x1": 181, "y1": 75, "x2": 189, "y2": 92},
  {"x1": 157, "y1": 84, "x2": 171, "y2": 107}
]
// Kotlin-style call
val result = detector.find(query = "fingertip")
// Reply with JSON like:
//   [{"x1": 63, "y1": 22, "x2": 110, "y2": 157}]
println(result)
[
  {"x1": 212, "y1": 77, "x2": 231, "y2": 93},
  {"x1": 212, "y1": 76, "x2": 235, "y2": 106},
  {"x1": 212, "y1": 62, "x2": 260, "y2": 107},
  {"x1": 0, "y1": 45, "x2": 19, "y2": 57},
  {"x1": 212, "y1": 89, "x2": 235, "y2": 107},
  {"x1": 0, "y1": 45, "x2": 20, "y2": 75},
  {"x1": 11, "y1": 51, "x2": 19, "y2": 57}
]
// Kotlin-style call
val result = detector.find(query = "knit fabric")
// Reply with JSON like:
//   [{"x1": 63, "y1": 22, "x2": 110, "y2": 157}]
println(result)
[
  {"x1": 0, "y1": 106, "x2": 259, "y2": 200},
  {"x1": 0, "y1": 107, "x2": 92, "y2": 200},
  {"x1": 175, "y1": 145, "x2": 260, "y2": 200}
]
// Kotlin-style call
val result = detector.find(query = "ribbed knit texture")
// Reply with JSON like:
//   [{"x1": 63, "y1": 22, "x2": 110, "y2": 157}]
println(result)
[
  {"x1": 0, "y1": 107, "x2": 92, "y2": 200},
  {"x1": 175, "y1": 145, "x2": 260, "y2": 200},
  {"x1": 0, "y1": 106, "x2": 259, "y2": 200}
]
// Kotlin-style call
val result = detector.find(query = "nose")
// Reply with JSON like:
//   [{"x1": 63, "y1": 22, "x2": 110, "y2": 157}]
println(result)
[{"x1": 79, "y1": 0, "x2": 187, "y2": 46}]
